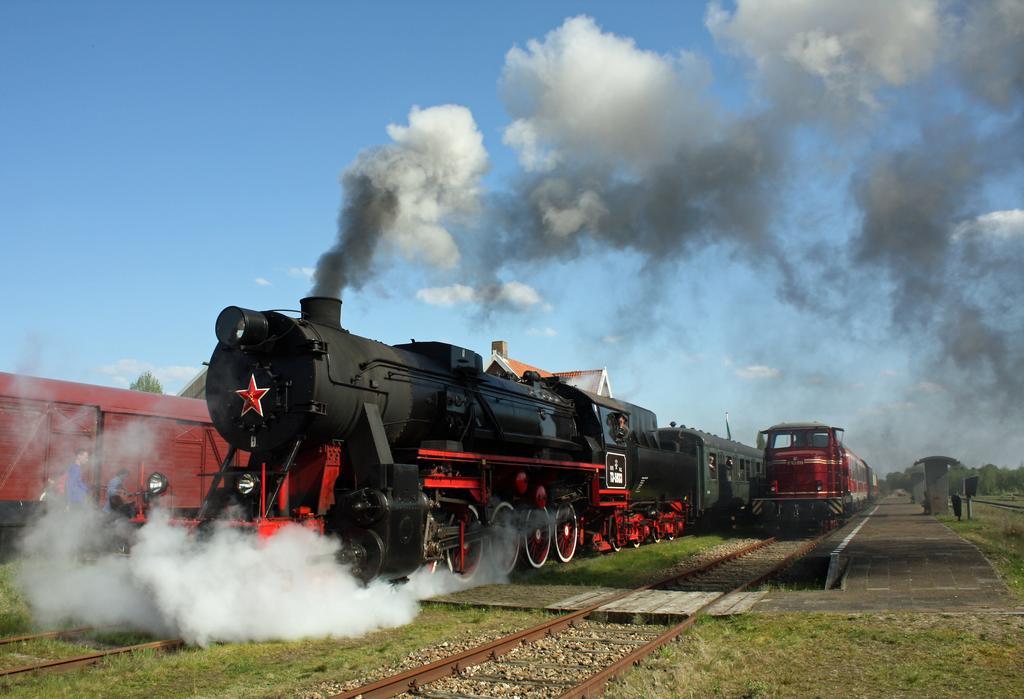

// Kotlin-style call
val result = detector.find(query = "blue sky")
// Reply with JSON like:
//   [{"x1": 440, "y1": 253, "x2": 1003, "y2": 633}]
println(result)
[{"x1": 3, "y1": 2, "x2": 1022, "y2": 471}]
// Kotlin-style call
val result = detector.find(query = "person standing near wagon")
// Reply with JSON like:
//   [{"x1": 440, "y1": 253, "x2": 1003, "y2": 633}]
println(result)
[
  {"x1": 104, "y1": 468, "x2": 134, "y2": 518},
  {"x1": 64, "y1": 448, "x2": 92, "y2": 507}
]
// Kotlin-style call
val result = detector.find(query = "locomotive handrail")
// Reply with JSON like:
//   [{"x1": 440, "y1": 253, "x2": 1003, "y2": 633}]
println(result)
[
  {"x1": 196, "y1": 445, "x2": 237, "y2": 520},
  {"x1": 263, "y1": 437, "x2": 304, "y2": 518}
]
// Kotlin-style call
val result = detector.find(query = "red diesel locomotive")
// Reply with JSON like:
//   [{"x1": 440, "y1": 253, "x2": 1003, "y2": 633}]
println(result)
[{"x1": 752, "y1": 421, "x2": 873, "y2": 526}]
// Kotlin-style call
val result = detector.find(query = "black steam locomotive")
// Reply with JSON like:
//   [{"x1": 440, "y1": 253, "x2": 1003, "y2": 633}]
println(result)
[{"x1": 199, "y1": 297, "x2": 760, "y2": 580}]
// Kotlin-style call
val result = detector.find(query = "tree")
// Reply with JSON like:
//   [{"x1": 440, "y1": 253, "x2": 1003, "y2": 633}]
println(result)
[{"x1": 129, "y1": 371, "x2": 163, "y2": 394}]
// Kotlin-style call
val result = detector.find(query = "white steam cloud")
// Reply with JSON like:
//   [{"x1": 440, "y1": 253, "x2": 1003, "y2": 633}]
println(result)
[
  {"x1": 17, "y1": 506, "x2": 502, "y2": 647},
  {"x1": 502, "y1": 15, "x2": 714, "y2": 172},
  {"x1": 707, "y1": 0, "x2": 944, "y2": 114}
]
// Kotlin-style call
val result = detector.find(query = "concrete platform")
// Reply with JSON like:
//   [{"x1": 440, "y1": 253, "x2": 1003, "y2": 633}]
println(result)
[{"x1": 754, "y1": 499, "x2": 1018, "y2": 613}]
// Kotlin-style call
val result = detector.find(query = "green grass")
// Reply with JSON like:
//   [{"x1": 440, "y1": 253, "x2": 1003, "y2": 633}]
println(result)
[
  {"x1": 0, "y1": 605, "x2": 549, "y2": 698},
  {"x1": 0, "y1": 562, "x2": 31, "y2": 636},
  {"x1": 940, "y1": 504, "x2": 1024, "y2": 601},
  {"x1": 608, "y1": 612, "x2": 1024, "y2": 698},
  {"x1": 511, "y1": 533, "x2": 735, "y2": 588}
]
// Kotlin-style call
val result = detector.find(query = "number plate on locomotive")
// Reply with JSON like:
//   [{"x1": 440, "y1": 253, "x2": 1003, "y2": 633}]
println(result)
[{"x1": 605, "y1": 452, "x2": 627, "y2": 489}]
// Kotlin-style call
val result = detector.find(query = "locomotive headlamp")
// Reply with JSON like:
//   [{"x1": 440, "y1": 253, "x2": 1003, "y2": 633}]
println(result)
[
  {"x1": 215, "y1": 306, "x2": 269, "y2": 348},
  {"x1": 147, "y1": 472, "x2": 169, "y2": 496},
  {"x1": 236, "y1": 473, "x2": 259, "y2": 496},
  {"x1": 815, "y1": 481, "x2": 823, "y2": 492}
]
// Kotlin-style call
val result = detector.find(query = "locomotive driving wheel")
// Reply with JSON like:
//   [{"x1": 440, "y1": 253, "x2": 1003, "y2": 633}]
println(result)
[
  {"x1": 487, "y1": 501, "x2": 519, "y2": 575},
  {"x1": 553, "y1": 503, "x2": 578, "y2": 563},
  {"x1": 522, "y1": 507, "x2": 552, "y2": 568},
  {"x1": 445, "y1": 505, "x2": 484, "y2": 579}
]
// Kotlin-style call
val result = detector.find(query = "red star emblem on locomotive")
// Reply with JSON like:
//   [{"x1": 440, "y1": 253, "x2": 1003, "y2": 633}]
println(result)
[{"x1": 236, "y1": 374, "x2": 270, "y2": 417}]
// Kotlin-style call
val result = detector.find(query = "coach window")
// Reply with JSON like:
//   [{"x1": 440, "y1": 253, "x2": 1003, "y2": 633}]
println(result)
[
  {"x1": 708, "y1": 452, "x2": 717, "y2": 474},
  {"x1": 725, "y1": 456, "x2": 734, "y2": 481}
]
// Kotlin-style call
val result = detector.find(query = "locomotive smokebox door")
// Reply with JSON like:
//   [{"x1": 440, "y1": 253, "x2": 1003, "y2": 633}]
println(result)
[{"x1": 605, "y1": 451, "x2": 627, "y2": 489}]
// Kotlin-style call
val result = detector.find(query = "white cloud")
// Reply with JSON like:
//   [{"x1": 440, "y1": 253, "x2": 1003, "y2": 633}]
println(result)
[
  {"x1": 254, "y1": 277, "x2": 271, "y2": 286},
  {"x1": 952, "y1": 209, "x2": 1024, "y2": 241},
  {"x1": 491, "y1": 281, "x2": 542, "y2": 309},
  {"x1": 415, "y1": 281, "x2": 546, "y2": 312},
  {"x1": 527, "y1": 326, "x2": 557, "y2": 337},
  {"x1": 602, "y1": 335, "x2": 622, "y2": 345},
  {"x1": 97, "y1": 359, "x2": 201, "y2": 392},
  {"x1": 879, "y1": 369, "x2": 898, "y2": 377},
  {"x1": 289, "y1": 267, "x2": 315, "y2": 280},
  {"x1": 415, "y1": 284, "x2": 477, "y2": 307},
  {"x1": 913, "y1": 381, "x2": 945, "y2": 394},
  {"x1": 735, "y1": 364, "x2": 781, "y2": 380}
]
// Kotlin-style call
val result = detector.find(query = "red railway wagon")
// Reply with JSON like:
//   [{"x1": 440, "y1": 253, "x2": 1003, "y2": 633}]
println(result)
[
  {"x1": 752, "y1": 421, "x2": 872, "y2": 525},
  {"x1": 0, "y1": 372, "x2": 229, "y2": 531}
]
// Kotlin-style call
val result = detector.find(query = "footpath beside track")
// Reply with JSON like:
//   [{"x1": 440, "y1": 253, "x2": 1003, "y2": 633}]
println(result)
[{"x1": 332, "y1": 533, "x2": 827, "y2": 699}]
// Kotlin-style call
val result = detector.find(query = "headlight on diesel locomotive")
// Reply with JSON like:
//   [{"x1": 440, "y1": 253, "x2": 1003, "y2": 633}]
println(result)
[
  {"x1": 147, "y1": 472, "x2": 169, "y2": 496},
  {"x1": 236, "y1": 473, "x2": 259, "y2": 496},
  {"x1": 215, "y1": 306, "x2": 269, "y2": 347}
]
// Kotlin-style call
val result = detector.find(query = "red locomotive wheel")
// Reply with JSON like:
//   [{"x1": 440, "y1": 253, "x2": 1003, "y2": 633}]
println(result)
[
  {"x1": 554, "y1": 503, "x2": 578, "y2": 563},
  {"x1": 487, "y1": 501, "x2": 519, "y2": 575},
  {"x1": 522, "y1": 507, "x2": 552, "y2": 568}
]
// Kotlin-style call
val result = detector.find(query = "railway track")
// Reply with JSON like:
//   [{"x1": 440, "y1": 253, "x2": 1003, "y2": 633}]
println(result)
[
  {"x1": 0, "y1": 627, "x2": 95, "y2": 647},
  {"x1": 0, "y1": 633, "x2": 183, "y2": 678},
  {"x1": 972, "y1": 498, "x2": 1024, "y2": 513},
  {"x1": 332, "y1": 533, "x2": 828, "y2": 698},
  {"x1": 661, "y1": 537, "x2": 820, "y2": 592}
]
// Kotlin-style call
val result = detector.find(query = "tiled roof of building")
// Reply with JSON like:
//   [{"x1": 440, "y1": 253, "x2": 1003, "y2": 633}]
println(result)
[
  {"x1": 486, "y1": 352, "x2": 612, "y2": 397},
  {"x1": 553, "y1": 369, "x2": 604, "y2": 394},
  {"x1": 505, "y1": 358, "x2": 554, "y2": 378}
]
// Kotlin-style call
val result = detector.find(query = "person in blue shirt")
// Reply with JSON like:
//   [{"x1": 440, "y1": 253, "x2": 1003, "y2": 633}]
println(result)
[
  {"x1": 65, "y1": 448, "x2": 92, "y2": 506},
  {"x1": 104, "y1": 468, "x2": 132, "y2": 517}
]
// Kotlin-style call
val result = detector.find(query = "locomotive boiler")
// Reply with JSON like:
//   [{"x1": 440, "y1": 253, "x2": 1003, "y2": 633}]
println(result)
[{"x1": 198, "y1": 296, "x2": 751, "y2": 580}]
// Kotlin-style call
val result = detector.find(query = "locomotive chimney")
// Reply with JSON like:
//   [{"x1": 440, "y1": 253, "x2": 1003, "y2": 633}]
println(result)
[{"x1": 300, "y1": 296, "x2": 342, "y2": 328}]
